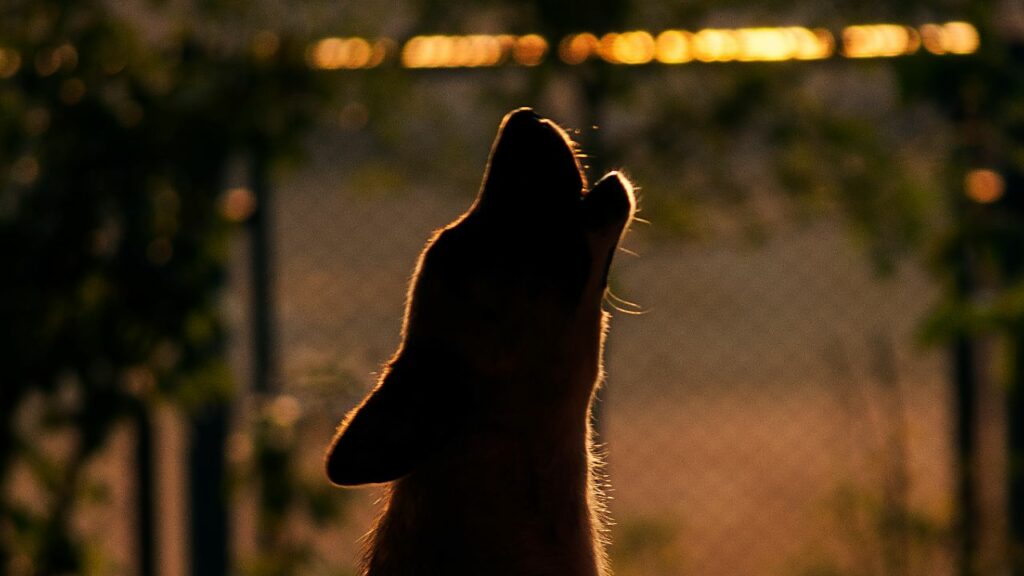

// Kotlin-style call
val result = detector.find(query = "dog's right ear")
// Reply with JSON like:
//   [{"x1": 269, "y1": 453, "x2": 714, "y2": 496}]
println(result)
[{"x1": 325, "y1": 348, "x2": 463, "y2": 486}]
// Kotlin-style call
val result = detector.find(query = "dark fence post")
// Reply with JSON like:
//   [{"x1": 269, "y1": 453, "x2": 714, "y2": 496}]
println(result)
[
  {"x1": 189, "y1": 403, "x2": 230, "y2": 576},
  {"x1": 951, "y1": 256, "x2": 978, "y2": 576},
  {"x1": 134, "y1": 401, "x2": 156, "y2": 576},
  {"x1": 250, "y1": 143, "x2": 277, "y2": 399},
  {"x1": 248, "y1": 142, "x2": 284, "y2": 553}
]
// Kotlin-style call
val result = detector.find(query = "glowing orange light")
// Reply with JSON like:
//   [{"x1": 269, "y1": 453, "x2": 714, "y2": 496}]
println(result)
[
  {"x1": 598, "y1": 33, "x2": 621, "y2": 63},
  {"x1": 310, "y1": 21, "x2": 977, "y2": 71},
  {"x1": 693, "y1": 29, "x2": 740, "y2": 62},
  {"x1": 655, "y1": 30, "x2": 693, "y2": 64},
  {"x1": 460, "y1": 35, "x2": 503, "y2": 66},
  {"x1": 735, "y1": 28, "x2": 789, "y2": 61},
  {"x1": 369, "y1": 39, "x2": 395, "y2": 67},
  {"x1": 402, "y1": 34, "x2": 521, "y2": 68},
  {"x1": 514, "y1": 34, "x2": 548, "y2": 66},
  {"x1": 609, "y1": 31, "x2": 656, "y2": 65},
  {"x1": 400, "y1": 36, "x2": 427, "y2": 67},
  {"x1": 919, "y1": 24, "x2": 946, "y2": 54},
  {"x1": 220, "y1": 187, "x2": 257, "y2": 222},
  {"x1": 308, "y1": 37, "x2": 379, "y2": 69},
  {"x1": 920, "y1": 21, "x2": 980, "y2": 55},
  {"x1": 842, "y1": 24, "x2": 919, "y2": 58},
  {"x1": 965, "y1": 169, "x2": 1004, "y2": 204},
  {"x1": 796, "y1": 28, "x2": 835, "y2": 60},
  {"x1": 560, "y1": 33, "x2": 599, "y2": 64}
]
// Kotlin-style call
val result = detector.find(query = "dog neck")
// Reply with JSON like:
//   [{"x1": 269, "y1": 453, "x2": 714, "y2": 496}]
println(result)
[{"x1": 363, "y1": 383, "x2": 606, "y2": 576}]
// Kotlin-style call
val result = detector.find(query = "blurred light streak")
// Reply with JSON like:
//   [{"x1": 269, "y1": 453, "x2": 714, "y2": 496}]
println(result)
[
  {"x1": 965, "y1": 169, "x2": 1005, "y2": 204},
  {"x1": 400, "y1": 34, "x2": 547, "y2": 68},
  {"x1": 307, "y1": 37, "x2": 390, "y2": 70},
  {"x1": 920, "y1": 21, "x2": 980, "y2": 55},
  {"x1": 842, "y1": 24, "x2": 920, "y2": 58},
  {"x1": 603, "y1": 31, "x2": 657, "y2": 64},
  {"x1": 559, "y1": 33, "x2": 599, "y2": 64},
  {"x1": 570, "y1": 27, "x2": 833, "y2": 65},
  {"x1": 693, "y1": 29, "x2": 741, "y2": 62},
  {"x1": 309, "y1": 21, "x2": 977, "y2": 71},
  {"x1": 513, "y1": 34, "x2": 548, "y2": 66},
  {"x1": 655, "y1": 30, "x2": 694, "y2": 63}
]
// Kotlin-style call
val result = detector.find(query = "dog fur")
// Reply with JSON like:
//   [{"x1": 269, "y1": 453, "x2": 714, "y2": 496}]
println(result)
[{"x1": 325, "y1": 108, "x2": 635, "y2": 576}]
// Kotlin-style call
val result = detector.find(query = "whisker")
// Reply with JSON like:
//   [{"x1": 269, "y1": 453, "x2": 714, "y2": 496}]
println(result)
[
  {"x1": 606, "y1": 289, "x2": 642, "y2": 309},
  {"x1": 604, "y1": 289, "x2": 649, "y2": 315}
]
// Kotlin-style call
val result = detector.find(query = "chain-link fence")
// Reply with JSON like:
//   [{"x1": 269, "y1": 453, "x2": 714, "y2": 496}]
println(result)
[
  {"x1": 46, "y1": 104, "x2": 1005, "y2": 575},
  {"x1": 226, "y1": 111, "x2": 988, "y2": 575}
]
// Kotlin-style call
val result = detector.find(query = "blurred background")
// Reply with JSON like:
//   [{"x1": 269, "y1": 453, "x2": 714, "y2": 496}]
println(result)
[{"x1": 2, "y1": 0, "x2": 1022, "y2": 575}]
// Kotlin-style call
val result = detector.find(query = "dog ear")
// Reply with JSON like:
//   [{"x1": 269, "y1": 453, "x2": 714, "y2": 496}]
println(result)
[
  {"x1": 583, "y1": 172, "x2": 636, "y2": 286},
  {"x1": 583, "y1": 171, "x2": 635, "y2": 239},
  {"x1": 324, "y1": 349, "x2": 465, "y2": 486}
]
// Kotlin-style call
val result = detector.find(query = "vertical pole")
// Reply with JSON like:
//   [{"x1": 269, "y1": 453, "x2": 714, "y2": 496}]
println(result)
[
  {"x1": 135, "y1": 402, "x2": 156, "y2": 576},
  {"x1": 250, "y1": 144, "x2": 276, "y2": 398},
  {"x1": 189, "y1": 403, "x2": 230, "y2": 576},
  {"x1": 951, "y1": 261, "x2": 977, "y2": 576},
  {"x1": 1004, "y1": 171, "x2": 1024, "y2": 574},
  {"x1": 248, "y1": 143, "x2": 283, "y2": 553},
  {"x1": 188, "y1": 172, "x2": 233, "y2": 576},
  {"x1": 1010, "y1": 330, "x2": 1024, "y2": 574}
]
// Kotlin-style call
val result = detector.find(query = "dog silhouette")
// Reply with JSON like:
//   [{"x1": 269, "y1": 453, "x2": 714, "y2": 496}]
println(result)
[{"x1": 326, "y1": 108, "x2": 635, "y2": 576}]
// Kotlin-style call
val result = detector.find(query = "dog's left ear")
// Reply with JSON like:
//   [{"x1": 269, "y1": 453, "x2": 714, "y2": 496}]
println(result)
[{"x1": 325, "y1": 348, "x2": 465, "y2": 486}]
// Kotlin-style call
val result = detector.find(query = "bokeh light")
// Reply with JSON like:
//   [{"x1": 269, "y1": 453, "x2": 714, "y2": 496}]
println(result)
[
  {"x1": 921, "y1": 21, "x2": 980, "y2": 55},
  {"x1": 219, "y1": 187, "x2": 258, "y2": 223},
  {"x1": 513, "y1": 34, "x2": 549, "y2": 66},
  {"x1": 307, "y1": 37, "x2": 388, "y2": 70},
  {"x1": 310, "y1": 22, "x2": 975, "y2": 71},
  {"x1": 655, "y1": 30, "x2": 694, "y2": 64},
  {"x1": 0, "y1": 48, "x2": 21, "y2": 78},
  {"x1": 400, "y1": 34, "x2": 548, "y2": 68},
  {"x1": 842, "y1": 24, "x2": 920, "y2": 58},
  {"x1": 559, "y1": 33, "x2": 600, "y2": 64},
  {"x1": 964, "y1": 168, "x2": 1005, "y2": 204}
]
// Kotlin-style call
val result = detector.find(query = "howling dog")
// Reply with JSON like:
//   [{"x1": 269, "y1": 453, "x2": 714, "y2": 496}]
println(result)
[{"x1": 326, "y1": 108, "x2": 635, "y2": 576}]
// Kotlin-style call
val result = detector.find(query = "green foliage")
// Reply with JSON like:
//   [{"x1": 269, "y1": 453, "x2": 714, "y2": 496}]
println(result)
[
  {"x1": 234, "y1": 395, "x2": 350, "y2": 576},
  {"x1": 792, "y1": 481, "x2": 949, "y2": 576},
  {"x1": 0, "y1": 0, "x2": 336, "y2": 572}
]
